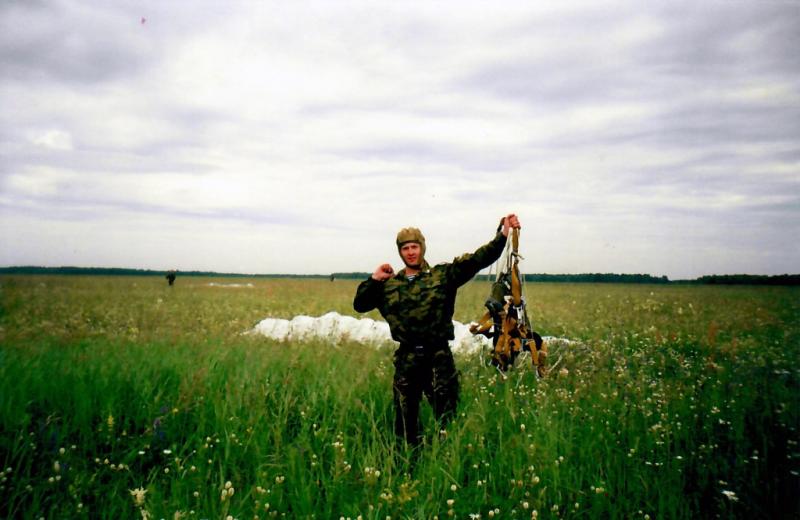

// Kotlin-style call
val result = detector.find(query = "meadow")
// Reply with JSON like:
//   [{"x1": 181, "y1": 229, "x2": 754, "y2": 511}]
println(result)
[{"x1": 0, "y1": 275, "x2": 798, "y2": 519}]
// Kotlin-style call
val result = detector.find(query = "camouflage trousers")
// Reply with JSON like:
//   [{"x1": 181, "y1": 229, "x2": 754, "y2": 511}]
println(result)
[{"x1": 392, "y1": 344, "x2": 460, "y2": 446}]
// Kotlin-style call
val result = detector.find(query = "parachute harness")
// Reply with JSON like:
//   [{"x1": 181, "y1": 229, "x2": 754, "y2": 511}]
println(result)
[{"x1": 469, "y1": 227, "x2": 548, "y2": 377}]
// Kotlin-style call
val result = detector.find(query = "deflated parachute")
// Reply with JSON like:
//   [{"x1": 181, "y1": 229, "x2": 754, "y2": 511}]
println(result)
[
  {"x1": 250, "y1": 311, "x2": 489, "y2": 353},
  {"x1": 248, "y1": 311, "x2": 574, "y2": 358}
]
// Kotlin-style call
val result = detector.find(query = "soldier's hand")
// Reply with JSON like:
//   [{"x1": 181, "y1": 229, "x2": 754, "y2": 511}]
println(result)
[
  {"x1": 372, "y1": 263, "x2": 395, "y2": 281},
  {"x1": 501, "y1": 213, "x2": 521, "y2": 237}
]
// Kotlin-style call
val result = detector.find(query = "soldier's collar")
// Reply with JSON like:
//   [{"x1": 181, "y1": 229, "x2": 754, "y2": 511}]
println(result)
[{"x1": 397, "y1": 261, "x2": 431, "y2": 279}]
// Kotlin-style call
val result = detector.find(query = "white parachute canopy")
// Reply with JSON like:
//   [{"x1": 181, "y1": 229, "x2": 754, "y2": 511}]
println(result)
[
  {"x1": 249, "y1": 311, "x2": 488, "y2": 353},
  {"x1": 249, "y1": 311, "x2": 573, "y2": 355}
]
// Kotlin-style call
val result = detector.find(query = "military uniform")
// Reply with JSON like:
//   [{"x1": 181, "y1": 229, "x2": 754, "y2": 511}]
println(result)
[{"x1": 354, "y1": 231, "x2": 507, "y2": 445}]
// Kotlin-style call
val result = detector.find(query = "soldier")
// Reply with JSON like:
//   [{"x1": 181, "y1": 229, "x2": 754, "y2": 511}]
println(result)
[
  {"x1": 166, "y1": 270, "x2": 177, "y2": 286},
  {"x1": 354, "y1": 214, "x2": 521, "y2": 446}
]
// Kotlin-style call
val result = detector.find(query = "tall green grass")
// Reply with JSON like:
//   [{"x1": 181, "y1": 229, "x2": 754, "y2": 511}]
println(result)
[{"x1": 0, "y1": 276, "x2": 798, "y2": 518}]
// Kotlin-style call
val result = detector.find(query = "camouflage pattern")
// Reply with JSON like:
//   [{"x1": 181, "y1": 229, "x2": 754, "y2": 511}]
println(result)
[
  {"x1": 354, "y1": 231, "x2": 507, "y2": 444},
  {"x1": 354, "y1": 232, "x2": 507, "y2": 345},
  {"x1": 392, "y1": 347, "x2": 459, "y2": 445}
]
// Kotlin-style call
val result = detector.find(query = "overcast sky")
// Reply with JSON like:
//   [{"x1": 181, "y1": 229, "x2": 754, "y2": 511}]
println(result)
[{"x1": 1, "y1": 1, "x2": 798, "y2": 279}]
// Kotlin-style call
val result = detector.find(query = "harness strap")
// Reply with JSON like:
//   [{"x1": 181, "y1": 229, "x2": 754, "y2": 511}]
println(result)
[{"x1": 469, "y1": 225, "x2": 548, "y2": 375}]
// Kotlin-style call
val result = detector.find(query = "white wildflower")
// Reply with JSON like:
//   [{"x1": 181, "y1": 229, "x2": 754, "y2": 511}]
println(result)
[{"x1": 130, "y1": 487, "x2": 147, "y2": 507}]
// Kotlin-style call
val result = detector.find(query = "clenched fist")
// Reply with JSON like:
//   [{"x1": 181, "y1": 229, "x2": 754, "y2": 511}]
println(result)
[
  {"x1": 501, "y1": 214, "x2": 521, "y2": 237},
  {"x1": 371, "y1": 263, "x2": 395, "y2": 281}
]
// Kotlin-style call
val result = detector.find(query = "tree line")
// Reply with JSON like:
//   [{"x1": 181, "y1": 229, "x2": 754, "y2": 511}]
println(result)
[
  {"x1": 692, "y1": 274, "x2": 800, "y2": 286},
  {"x1": 0, "y1": 266, "x2": 329, "y2": 279},
  {"x1": 1, "y1": 267, "x2": 798, "y2": 285}
]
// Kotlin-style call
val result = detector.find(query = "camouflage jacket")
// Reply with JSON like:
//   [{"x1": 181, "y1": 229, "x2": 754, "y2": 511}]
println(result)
[{"x1": 353, "y1": 232, "x2": 507, "y2": 345}]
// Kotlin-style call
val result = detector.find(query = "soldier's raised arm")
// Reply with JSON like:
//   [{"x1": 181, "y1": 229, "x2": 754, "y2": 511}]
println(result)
[
  {"x1": 449, "y1": 214, "x2": 520, "y2": 287},
  {"x1": 354, "y1": 264, "x2": 394, "y2": 313}
]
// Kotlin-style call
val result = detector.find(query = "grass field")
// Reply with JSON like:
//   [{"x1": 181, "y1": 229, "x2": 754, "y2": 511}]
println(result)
[{"x1": 1, "y1": 275, "x2": 798, "y2": 519}]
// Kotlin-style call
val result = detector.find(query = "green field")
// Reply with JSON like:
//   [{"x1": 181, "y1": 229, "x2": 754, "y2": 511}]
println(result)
[{"x1": 1, "y1": 275, "x2": 798, "y2": 519}]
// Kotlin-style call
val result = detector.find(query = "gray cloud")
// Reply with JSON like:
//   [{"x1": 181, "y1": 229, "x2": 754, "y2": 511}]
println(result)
[
  {"x1": 458, "y1": 4, "x2": 800, "y2": 128},
  {"x1": 0, "y1": 188, "x2": 305, "y2": 227},
  {"x1": 335, "y1": 140, "x2": 528, "y2": 175},
  {"x1": 0, "y1": 1, "x2": 155, "y2": 85},
  {"x1": 639, "y1": 3, "x2": 800, "y2": 78},
  {"x1": 1, "y1": 2, "x2": 798, "y2": 277}
]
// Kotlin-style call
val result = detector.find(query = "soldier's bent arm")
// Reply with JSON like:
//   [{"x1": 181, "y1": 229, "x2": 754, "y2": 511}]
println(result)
[
  {"x1": 449, "y1": 232, "x2": 507, "y2": 287},
  {"x1": 354, "y1": 278, "x2": 384, "y2": 313}
]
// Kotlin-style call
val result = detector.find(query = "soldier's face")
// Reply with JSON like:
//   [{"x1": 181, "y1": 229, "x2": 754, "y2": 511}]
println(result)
[{"x1": 399, "y1": 242, "x2": 422, "y2": 268}]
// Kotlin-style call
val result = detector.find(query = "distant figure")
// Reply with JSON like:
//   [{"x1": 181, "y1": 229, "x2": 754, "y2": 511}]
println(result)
[
  {"x1": 166, "y1": 270, "x2": 177, "y2": 286},
  {"x1": 330, "y1": 273, "x2": 335, "y2": 282}
]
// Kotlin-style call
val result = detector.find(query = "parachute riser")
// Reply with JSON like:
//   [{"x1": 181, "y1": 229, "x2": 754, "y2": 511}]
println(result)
[{"x1": 470, "y1": 227, "x2": 548, "y2": 376}]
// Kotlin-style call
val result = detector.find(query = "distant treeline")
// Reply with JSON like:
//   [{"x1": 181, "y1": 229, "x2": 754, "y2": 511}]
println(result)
[
  {"x1": 2, "y1": 267, "x2": 798, "y2": 285},
  {"x1": 693, "y1": 274, "x2": 800, "y2": 286},
  {"x1": 330, "y1": 272, "x2": 371, "y2": 280},
  {"x1": 521, "y1": 273, "x2": 670, "y2": 284},
  {"x1": 0, "y1": 266, "x2": 330, "y2": 279}
]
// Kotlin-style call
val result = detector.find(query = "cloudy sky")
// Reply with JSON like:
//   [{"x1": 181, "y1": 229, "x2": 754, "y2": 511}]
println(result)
[{"x1": 1, "y1": 1, "x2": 798, "y2": 279}]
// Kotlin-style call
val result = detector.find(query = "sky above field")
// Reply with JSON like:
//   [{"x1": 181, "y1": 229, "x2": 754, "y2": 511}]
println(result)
[{"x1": 1, "y1": 1, "x2": 799, "y2": 279}]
